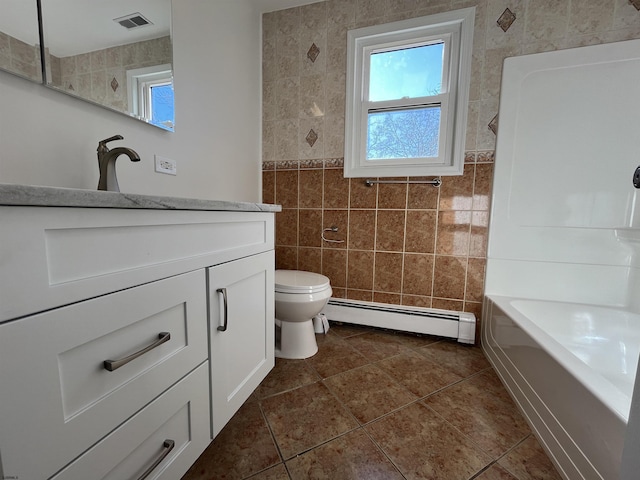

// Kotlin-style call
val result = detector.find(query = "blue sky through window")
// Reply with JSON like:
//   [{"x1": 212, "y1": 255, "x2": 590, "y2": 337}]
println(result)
[
  {"x1": 150, "y1": 84, "x2": 175, "y2": 130},
  {"x1": 369, "y1": 42, "x2": 444, "y2": 102}
]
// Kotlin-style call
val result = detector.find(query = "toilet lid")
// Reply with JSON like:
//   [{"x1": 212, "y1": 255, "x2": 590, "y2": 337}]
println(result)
[{"x1": 275, "y1": 270, "x2": 331, "y2": 294}]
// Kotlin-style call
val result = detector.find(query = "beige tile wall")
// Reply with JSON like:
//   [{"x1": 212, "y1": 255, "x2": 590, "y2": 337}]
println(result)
[
  {"x1": 48, "y1": 36, "x2": 172, "y2": 114},
  {"x1": 0, "y1": 31, "x2": 41, "y2": 82},
  {"x1": 263, "y1": 0, "x2": 640, "y2": 325}
]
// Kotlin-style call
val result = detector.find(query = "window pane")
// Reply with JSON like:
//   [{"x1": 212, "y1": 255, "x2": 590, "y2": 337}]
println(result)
[
  {"x1": 150, "y1": 83, "x2": 175, "y2": 130},
  {"x1": 369, "y1": 43, "x2": 444, "y2": 102},
  {"x1": 367, "y1": 106, "x2": 440, "y2": 159}
]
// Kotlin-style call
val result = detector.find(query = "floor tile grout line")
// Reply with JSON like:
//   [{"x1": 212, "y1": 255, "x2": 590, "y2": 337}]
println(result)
[
  {"x1": 355, "y1": 396, "x2": 425, "y2": 428},
  {"x1": 281, "y1": 459, "x2": 295, "y2": 480},
  {"x1": 319, "y1": 374, "x2": 371, "y2": 427},
  {"x1": 323, "y1": 324, "x2": 377, "y2": 340},
  {"x1": 365, "y1": 360, "x2": 422, "y2": 402},
  {"x1": 242, "y1": 462, "x2": 292, "y2": 480},
  {"x1": 279, "y1": 425, "x2": 363, "y2": 463},
  {"x1": 467, "y1": 460, "x2": 502, "y2": 480},
  {"x1": 359, "y1": 425, "x2": 409, "y2": 480},
  {"x1": 256, "y1": 400, "x2": 288, "y2": 469},
  {"x1": 316, "y1": 363, "x2": 439, "y2": 434},
  {"x1": 419, "y1": 392, "x2": 531, "y2": 471},
  {"x1": 467, "y1": 432, "x2": 534, "y2": 480},
  {"x1": 254, "y1": 365, "x2": 323, "y2": 402},
  {"x1": 417, "y1": 401, "x2": 498, "y2": 473},
  {"x1": 259, "y1": 365, "x2": 364, "y2": 463},
  {"x1": 489, "y1": 433, "x2": 534, "y2": 480}
]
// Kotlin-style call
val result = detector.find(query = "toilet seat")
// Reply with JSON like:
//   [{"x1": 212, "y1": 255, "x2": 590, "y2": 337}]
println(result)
[{"x1": 275, "y1": 270, "x2": 330, "y2": 294}]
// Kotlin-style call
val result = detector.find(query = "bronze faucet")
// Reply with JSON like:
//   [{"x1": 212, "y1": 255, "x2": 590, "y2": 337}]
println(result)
[{"x1": 97, "y1": 135, "x2": 140, "y2": 192}]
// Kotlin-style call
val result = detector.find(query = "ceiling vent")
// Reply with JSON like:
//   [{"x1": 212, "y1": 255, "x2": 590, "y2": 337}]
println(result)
[{"x1": 114, "y1": 13, "x2": 153, "y2": 30}]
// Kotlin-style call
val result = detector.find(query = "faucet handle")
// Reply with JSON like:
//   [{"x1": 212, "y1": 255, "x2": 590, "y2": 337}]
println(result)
[{"x1": 98, "y1": 135, "x2": 124, "y2": 148}]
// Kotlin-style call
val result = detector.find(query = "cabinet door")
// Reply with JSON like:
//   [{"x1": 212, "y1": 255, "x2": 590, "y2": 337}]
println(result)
[{"x1": 208, "y1": 251, "x2": 275, "y2": 437}]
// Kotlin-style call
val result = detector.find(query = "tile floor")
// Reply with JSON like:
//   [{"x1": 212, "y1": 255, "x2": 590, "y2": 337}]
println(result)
[{"x1": 182, "y1": 323, "x2": 561, "y2": 480}]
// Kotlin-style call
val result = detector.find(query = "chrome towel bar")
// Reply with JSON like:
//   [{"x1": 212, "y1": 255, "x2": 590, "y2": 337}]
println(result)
[{"x1": 364, "y1": 178, "x2": 441, "y2": 187}]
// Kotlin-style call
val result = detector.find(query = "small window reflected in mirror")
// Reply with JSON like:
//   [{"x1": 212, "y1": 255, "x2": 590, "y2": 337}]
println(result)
[
  {"x1": 40, "y1": 0, "x2": 174, "y2": 131},
  {"x1": 127, "y1": 64, "x2": 174, "y2": 131}
]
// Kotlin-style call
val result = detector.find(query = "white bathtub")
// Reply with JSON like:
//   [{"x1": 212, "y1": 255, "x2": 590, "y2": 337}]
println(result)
[{"x1": 482, "y1": 295, "x2": 640, "y2": 480}]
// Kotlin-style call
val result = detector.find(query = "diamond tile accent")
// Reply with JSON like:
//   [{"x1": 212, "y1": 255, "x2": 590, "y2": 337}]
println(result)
[
  {"x1": 307, "y1": 43, "x2": 320, "y2": 63},
  {"x1": 306, "y1": 129, "x2": 318, "y2": 147},
  {"x1": 110, "y1": 77, "x2": 119, "y2": 92},
  {"x1": 488, "y1": 115, "x2": 498, "y2": 135},
  {"x1": 497, "y1": 8, "x2": 516, "y2": 32},
  {"x1": 631, "y1": 0, "x2": 640, "y2": 10}
]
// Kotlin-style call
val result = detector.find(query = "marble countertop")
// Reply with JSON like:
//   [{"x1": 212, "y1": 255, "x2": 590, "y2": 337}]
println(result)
[{"x1": 0, "y1": 184, "x2": 281, "y2": 212}]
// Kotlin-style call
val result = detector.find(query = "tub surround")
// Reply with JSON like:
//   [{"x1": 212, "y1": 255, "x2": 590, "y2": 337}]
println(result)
[{"x1": 0, "y1": 183, "x2": 281, "y2": 212}]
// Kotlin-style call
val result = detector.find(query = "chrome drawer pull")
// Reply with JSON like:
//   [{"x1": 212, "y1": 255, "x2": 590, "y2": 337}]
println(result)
[
  {"x1": 136, "y1": 439, "x2": 175, "y2": 480},
  {"x1": 103, "y1": 332, "x2": 171, "y2": 371},
  {"x1": 217, "y1": 288, "x2": 228, "y2": 331}
]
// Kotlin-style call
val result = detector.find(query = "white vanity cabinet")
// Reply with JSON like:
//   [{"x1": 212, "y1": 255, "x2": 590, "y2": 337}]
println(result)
[
  {"x1": 208, "y1": 251, "x2": 275, "y2": 437},
  {"x1": 0, "y1": 197, "x2": 276, "y2": 480}
]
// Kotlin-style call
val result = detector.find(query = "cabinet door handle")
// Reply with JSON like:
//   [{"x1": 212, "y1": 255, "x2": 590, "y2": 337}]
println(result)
[
  {"x1": 217, "y1": 287, "x2": 228, "y2": 332},
  {"x1": 136, "y1": 439, "x2": 175, "y2": 480},
  {"x1": 103, "y1": 332, "x2": 171, "y2": 371}
]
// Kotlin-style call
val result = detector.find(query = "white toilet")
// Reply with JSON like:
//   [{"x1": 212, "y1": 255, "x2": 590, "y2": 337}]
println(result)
[{"x1": 274, "y1": 270, "x2": 332, "y2": 359}]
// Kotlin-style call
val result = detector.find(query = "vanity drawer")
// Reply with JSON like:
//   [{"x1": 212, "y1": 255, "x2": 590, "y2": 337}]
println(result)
[
  {"x1": 51, "y1": 362, "x2": 211, "y2": 480},
  {"x1": 0, "y1": 207, "x2": 274, "y2": 322},
  {"x1": 0, "y1": 270, "x2": 208, "y2": 480}
]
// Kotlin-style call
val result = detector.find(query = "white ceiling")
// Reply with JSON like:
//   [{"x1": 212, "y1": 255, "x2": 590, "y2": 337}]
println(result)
[
  {"x1": 0, "y1": 0, "x2": 40, "y2": 46},
  {"x1": 43, "y1": 0, "x2": 171, "y2": 57},
  {"x1": 0, "y1": 0, "x2": 319, "y2": 58},
  {"x1": 1, "y1": 0, "x2": 170, "y2": 57}
]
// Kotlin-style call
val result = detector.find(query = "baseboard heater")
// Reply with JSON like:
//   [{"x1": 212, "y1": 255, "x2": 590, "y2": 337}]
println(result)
[{"x1": 321, "y1": 298, "x2": 476, "y2": 344}]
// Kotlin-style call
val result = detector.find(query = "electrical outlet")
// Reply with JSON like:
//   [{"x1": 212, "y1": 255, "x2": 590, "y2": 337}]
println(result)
[{"x1": 154, "y1": 155, "x2": 177, "y2": 175}]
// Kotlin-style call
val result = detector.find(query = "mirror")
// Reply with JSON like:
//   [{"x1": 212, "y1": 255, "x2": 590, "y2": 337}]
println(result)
[
  {"x1": 0, "y1": 0, "x2": 43, "y2": 83},
  {"x1": 40, "y1": 0, "x2": 174, "y2": 131}
]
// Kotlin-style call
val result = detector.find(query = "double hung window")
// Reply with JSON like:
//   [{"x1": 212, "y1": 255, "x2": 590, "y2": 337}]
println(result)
[
  {"x1": 344, "y1": 8, "x2": 475, "y2": 177},
  {"x1": 127, "y1": 64, "x2": 175, "y2": 131}
]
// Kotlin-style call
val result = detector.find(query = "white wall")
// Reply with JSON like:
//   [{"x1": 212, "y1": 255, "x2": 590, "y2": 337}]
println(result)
[{"x1": 0, "y1": 0, "x2": 262, "y2": 203}]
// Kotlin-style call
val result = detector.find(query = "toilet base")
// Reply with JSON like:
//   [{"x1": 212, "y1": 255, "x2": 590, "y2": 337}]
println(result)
[{"x1": 275, "y1": 318, "x2": 318, "y2": 359}]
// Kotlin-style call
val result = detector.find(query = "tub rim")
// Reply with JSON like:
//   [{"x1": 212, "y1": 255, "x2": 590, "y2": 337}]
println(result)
[{"x1": 486, "y1": 294, "x2": 632, "y2": 423}]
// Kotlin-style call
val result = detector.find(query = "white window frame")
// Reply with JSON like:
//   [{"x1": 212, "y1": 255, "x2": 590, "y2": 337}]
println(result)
[
  {"x1": 344, "y1": 7, "x2": 475, "y2": 178},
  {"x1": 127, "y1": 64, "x2": 174, "y2": 131}
]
